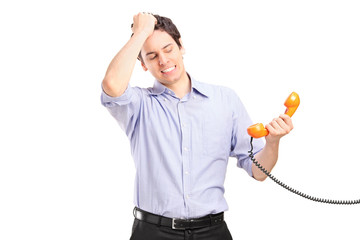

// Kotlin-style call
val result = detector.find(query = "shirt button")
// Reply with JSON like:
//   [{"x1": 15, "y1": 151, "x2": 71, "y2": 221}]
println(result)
[
  {"x1": 187, "y1": 194, "x2": 191, "y2": 199},
  {"x1": 184, "y1": 147, "x2": 189, "y2": 152},
  {"x1": 185, "y1": 171, "x2": 189, "y2": 175},
  {"x1": 193, "y1": 96, "x2": 196, "y2": 99}
]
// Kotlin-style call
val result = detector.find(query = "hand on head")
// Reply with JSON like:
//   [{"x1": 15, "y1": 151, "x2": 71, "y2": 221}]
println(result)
[{"x1": 131, "y1": 12, "x2": 157, "y2": 38}]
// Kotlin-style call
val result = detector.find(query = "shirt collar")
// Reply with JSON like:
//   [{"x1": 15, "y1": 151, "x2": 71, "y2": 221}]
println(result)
[
  {"x1": 150, "y1": 79, "x2": 167, "y2": 95},
  {"x1": 191, "y1": 76, "x2": 211, "y2": 98},
  {"x1": 149, "y1": 73, "x2": 211, "y2": 98}
]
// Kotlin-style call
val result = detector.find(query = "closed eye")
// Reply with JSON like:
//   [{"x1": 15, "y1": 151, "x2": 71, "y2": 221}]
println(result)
[
  {"x1": 146, "y1": 43, "x2": 173, "y2": 60},
  {"x1": 163, "y1": 43, "x2": 173, "y2": 53},
  {"x1": 148, "y1": 54, "x2": 157, "y2": 60}
]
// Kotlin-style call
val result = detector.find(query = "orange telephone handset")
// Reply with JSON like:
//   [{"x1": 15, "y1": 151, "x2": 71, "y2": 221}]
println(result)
[{"x1": 247, "y1": 92, "x2": 300, "y2": 138}]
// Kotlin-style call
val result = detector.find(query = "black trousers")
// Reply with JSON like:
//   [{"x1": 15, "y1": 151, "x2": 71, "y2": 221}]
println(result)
[{"x1": 130, "y1": 218, "x2": 233, "y2": 240}]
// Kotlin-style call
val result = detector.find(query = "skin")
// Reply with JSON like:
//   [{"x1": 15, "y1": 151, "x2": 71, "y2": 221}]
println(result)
[
  {"x1": 102, "y1": 12, "x2": 294, "y2": 181},
  {"x1": 252, "y1": 114, "x2": 293, "y2": 181},
  {"x1": 139, "y1": 30, "x2": 190, "y2": 99},
  {"x1": 102, "y1": 13, "x2": 158, "y2": 98}
]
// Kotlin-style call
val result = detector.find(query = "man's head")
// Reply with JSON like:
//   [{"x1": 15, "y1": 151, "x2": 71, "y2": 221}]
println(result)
[
  {"x1": 133, "y1": 14, "x2": 182, "y2": 63},
  {"x1": 132, "y1": 14, "x2": 187, "y2": 87}
]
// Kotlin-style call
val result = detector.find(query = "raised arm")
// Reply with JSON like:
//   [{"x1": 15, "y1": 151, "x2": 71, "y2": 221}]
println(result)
[{"x1": 102, "y1": 13, "x2": 157, "y2": 97}]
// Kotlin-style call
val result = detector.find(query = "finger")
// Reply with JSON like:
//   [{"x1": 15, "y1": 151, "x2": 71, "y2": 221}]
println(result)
[
  {"x1": 279, "y1": 113, "x2": 292, "y2": 124},
  {"x1": 132, "y1": 13, "x2": 139, "y2": 25},
  {"x1": 276, "y1": 118, "x2": 292, "y2": 134},
  {"x1": 279, "y1": 114, "x2": 294, "y2": 130},
  {"x1": 274, "y1": 118, "x2": 288, "y2": 130},
  {"x1": 267, "y1": 118, "x2": 287, "y2": 135},
  {"x1": 270, "y1": 118, "x2": 282, "y2": 128},
  {"x1": 265, "y1": 123, "x2": 276, "y2": 134},
  {"x1": 267, "y1": 120, "x2": 281, "y2": 135}
]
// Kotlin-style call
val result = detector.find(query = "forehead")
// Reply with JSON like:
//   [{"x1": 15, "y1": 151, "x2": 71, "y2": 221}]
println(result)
[{"x1": 142, "y1": 30, "x2": 176, "y2": 52}]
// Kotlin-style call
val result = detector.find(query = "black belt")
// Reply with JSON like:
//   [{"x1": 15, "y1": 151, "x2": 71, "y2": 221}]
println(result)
[{"x1": 133, "y1": 207, "x2": 224, "y2": 230}]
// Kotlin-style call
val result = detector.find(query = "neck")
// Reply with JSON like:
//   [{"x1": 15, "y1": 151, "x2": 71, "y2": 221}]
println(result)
[{"x1": 164, "y1": 73, "x2": 191, "y2": 99}]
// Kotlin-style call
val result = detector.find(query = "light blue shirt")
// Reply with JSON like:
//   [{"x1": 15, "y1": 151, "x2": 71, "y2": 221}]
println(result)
[{"x1": 101, "y1": 75, "x2": 264, "y2": 219}]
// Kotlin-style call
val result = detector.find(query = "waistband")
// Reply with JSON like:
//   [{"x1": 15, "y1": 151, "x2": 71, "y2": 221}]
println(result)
[{"x1": 133, "y1": 207, "x2": 224, "y2": 230}]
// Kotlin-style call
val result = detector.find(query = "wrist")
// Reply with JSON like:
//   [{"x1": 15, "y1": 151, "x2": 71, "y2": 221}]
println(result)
[
  {"x1": 132, "y1": 28, "x2": 153, "y2": 39},
  {"x1": 264, "y1": 137, "x2": 280, "y2": 148}
]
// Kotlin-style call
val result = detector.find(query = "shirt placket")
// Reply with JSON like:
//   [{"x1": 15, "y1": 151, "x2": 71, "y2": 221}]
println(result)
[{"x1": 177, "y1": 99, "x2": 192, "y2": 217}]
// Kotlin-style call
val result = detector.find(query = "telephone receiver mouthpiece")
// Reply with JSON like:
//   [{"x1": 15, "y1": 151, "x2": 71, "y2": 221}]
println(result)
[{"x1": 247, "y1": 92, "x2": 300, "y2": 138}]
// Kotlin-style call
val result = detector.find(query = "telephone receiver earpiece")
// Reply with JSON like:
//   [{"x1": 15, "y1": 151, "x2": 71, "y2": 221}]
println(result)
[
  {"x1": 284, "y1": 92, "x2": 300, "y2": 117},
  {"x1": 247, "y1": 92, "x2": 300, "y2": 138}
]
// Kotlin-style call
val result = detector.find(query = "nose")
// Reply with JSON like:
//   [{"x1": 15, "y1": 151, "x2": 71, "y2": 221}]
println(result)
[{"x1": 158, "y1": 52, "x2": 168, "y2": 65}]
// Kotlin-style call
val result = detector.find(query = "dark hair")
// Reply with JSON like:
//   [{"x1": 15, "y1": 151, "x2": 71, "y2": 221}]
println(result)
[{"x1": 131, "y1": 14, "x2": 182, "y2": 63}]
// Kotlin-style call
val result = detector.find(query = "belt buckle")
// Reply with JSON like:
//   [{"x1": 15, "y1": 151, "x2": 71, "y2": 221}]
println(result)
[{"x1": 172, "y1": 218, "x2": 186, "y2": 230}]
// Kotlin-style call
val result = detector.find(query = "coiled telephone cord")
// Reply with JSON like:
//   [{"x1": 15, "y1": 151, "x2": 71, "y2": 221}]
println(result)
[{"x1": 249, "y1": 137, "x2": 360, "y2": 205}]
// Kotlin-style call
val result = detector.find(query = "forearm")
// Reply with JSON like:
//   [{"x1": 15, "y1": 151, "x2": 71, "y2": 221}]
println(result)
[
  {"x1": 251, "y1": 114, "x2": 294, "y2": 181},
  {"x1": 102, "y1": 13, "x2": 157, "y2": 97},
  {"x1": 102, "y1": 31, "x2": 149, "y2": 97},
  {"x1": 252, "y1": 140, "x2": 280, "y2": 181}
]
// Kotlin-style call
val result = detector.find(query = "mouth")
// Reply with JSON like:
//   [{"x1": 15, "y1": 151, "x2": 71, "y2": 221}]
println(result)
[{"x1": 161, "y1": 65, "x2": 176, "y2": 74}]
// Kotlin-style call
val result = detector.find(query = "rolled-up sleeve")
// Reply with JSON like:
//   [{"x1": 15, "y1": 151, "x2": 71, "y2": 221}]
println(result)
[
  {"x1": 101, "y1": 85, "x2": 142, "y2": 137},
  {"x1": 228, "y1": 91, "x2": 264, "y2": 177}
]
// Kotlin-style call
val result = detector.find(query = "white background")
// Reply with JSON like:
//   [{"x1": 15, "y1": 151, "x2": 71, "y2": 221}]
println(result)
[{"x1": 1, "y1": 0, "x2": 359, "y2": 239}]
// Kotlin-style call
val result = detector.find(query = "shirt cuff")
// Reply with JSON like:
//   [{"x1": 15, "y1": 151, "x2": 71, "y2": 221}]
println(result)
[
  {"x1": 237, "y1": 138, "x2": 264, "y2": 177},
  {"x1": 239, "y1": 155, "x2": 257, "y2": 177},
  {"x1": 100, "y1": 84, "x2": 134, "y2": 107}
]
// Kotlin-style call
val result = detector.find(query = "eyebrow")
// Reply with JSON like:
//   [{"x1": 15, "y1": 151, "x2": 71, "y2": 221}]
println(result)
[{"x1": 146, "y1": 43, "x2": 173, "y2": 56}]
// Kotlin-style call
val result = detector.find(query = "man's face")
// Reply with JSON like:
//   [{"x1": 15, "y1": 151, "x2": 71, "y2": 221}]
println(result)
[{"x1": 140, "y1": 30, "x2": 186, "y2": 87}]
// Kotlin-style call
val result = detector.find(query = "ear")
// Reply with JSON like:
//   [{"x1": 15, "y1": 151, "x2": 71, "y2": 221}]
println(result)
[
  {"x1": 179, "y1": 38, "x2": 186, "y2": 55},
  {"x1": 141, "y1": 61, "x2": 148, "y2": 71}
]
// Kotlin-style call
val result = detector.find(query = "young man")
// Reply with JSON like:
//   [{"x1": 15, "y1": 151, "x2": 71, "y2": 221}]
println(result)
[{"x1": 101, "y1": 13, "x2": 293, "y2": 240}]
